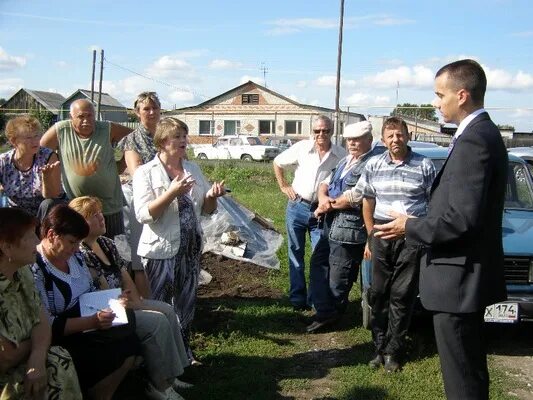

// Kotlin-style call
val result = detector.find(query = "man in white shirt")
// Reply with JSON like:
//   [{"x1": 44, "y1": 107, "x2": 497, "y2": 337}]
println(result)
[{"x1": 273, "y1": 115, "x2": 346, "y2": 310}]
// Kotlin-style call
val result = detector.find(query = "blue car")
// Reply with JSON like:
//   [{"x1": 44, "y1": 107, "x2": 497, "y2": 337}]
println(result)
[{"x1": 360, "y1": 147, "x2": 533, "y2": 327}]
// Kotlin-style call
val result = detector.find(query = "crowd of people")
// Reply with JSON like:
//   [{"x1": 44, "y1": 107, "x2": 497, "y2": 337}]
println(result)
[
  {"x1": 0, "y1": 92, "x2": 225, "y2": 399},
  {"x1": 0, "y1": 59, "x2": 507, "y2": 400},
  {"x1": 274, "y1": 59, "x2": 507, "y2": 400}
]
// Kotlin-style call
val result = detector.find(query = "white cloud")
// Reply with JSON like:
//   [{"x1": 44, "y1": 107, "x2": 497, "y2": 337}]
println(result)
[
  {"x1": 485, "y1": 66, "x2": 533, "y2": 91},
  {"x1": 168, "y1": 90, "x2": 195, "y2": 104},
  {"x1": 147, "y1": 55, "x2": 196, "y2": 79},
  {"x1": 266, "y1": 14, "x2": 414, "y2": 35},
  {"x1": 345, "y1": 92, "x2": 390, "y2": 106},
  {"x1": 0, "y1": 47, "x2": 26, "y2": 71},
  {"x1": 209, "y1": 59, "x2": 242, "y2": 70},
  {"x1": 0, "y1": 78, "x2": 24, "y2": 98},
  {"x1": 361, "y1": 65, "x2": 434, "y2": 89},
  {"x1": 315, "y1": 75, "x2": 357, "y2": 87}
]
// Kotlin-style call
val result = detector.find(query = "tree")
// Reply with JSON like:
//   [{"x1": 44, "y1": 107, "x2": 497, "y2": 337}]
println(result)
[
  {"x1": 391, "y1": 103, "x2": 438, "y2": 122},
  {"x1": 29, "y1": 107, "x2": 55, "y2": 130},
  {"x1": 0, "y1": 98, "x2": 6, "y2": 106},
  {"x1": 497, "y1": 124, "x2": 515, "y2": 131}
]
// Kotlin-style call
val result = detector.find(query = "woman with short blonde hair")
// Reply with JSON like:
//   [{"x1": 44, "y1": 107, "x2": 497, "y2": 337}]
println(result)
[{"x1": 0, "y1": 116, "x2": 63, "y2": 216}]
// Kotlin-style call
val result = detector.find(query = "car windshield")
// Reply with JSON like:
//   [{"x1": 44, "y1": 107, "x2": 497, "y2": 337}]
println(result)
[
  {"x1": 430, "y1": 158, "x2": 533, "y2": 210},
  {"x1": 505, "y1": 162, "x2": 533, "y2": 210},
  {"x1": 246, "y1": 137, "x2": 262, "y2": 145}
]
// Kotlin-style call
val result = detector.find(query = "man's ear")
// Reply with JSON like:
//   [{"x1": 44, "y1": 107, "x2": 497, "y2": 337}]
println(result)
[{"x1": 457, "y1": 88, "x2": 469, "y2": 107}]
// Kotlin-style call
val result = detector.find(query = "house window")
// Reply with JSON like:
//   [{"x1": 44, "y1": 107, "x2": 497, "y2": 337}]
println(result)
[
  {"x1": 242, "y1": 94, "x2": 259, "y2": 104},
  {"x1": 199, "y1": 120, "x2": 214, "y2": 135},
  {"x1": 224, "y1": 120, "x2": 241, "y2": 135},
  {"x1": 259, "y1": 120, "x2": 276, "y2": 135},
  {"x1": 285, "y1": 120, "x2": 303, "y2": 135}
]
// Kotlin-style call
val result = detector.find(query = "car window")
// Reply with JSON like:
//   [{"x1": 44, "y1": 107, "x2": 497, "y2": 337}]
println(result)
[
  {"x1": 505, "y1": 162, "x2": 533, "y2": 209},
  {"x1": 230, "y1": 138, "x2": 242, "y2": 146},
  {"x1": 246, "y1": 137, "x2": 262, "y2": 145},
  {"x1": 215, "y1": 139, "x2": 228, "y2": 147}
]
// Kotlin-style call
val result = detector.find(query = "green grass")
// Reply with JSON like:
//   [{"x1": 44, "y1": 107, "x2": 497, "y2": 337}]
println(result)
[{"x1": 190, "y1": 160, "x2": 522, "y2": 399}]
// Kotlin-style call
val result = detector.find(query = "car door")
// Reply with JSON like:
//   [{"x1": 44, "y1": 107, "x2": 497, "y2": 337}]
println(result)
[
  {"x1": 228, "y1": 138, "x2": 244, "y2": 159},
  {"x1": 213, "y1": 138, "x2": 231, "y2": 159}
]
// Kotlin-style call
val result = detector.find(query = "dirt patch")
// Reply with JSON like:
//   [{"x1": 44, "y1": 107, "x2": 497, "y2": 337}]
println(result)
[{"x1": 198, "y1": 252, "x2": 283, "y2": 299}]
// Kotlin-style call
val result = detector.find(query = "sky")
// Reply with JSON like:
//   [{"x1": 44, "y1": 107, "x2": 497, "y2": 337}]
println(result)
[{"x1": 0, "y1": 0, "x2": 532, "y2": 131}]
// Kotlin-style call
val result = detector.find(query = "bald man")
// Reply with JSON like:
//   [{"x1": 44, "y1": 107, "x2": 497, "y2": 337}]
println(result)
[{"x1": 41, "y1": 99, "x2": 132, "y2": 238}]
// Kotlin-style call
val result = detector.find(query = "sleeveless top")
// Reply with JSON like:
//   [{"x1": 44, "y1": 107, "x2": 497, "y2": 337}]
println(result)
[
  {"x1": 56, "y1": 120, "x2": 123, "y2": 215},
  {"x1": 0, "y1": 147, "x2": 56, "y2": 216}
]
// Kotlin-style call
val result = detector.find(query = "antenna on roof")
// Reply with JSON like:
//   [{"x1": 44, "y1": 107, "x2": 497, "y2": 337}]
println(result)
[{"x1": 260, "y1": 62, "x2": 268, "y2": 88}]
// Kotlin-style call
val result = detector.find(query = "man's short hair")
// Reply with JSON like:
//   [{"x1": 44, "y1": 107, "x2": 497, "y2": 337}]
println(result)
[
  {"x1": 69, "y1": 99, "x2": 94, "y2": 115},
  {"x1": 382, "y1": 116, "x2": 408, "y2": 136},
  {"x1": 312, "y1": 115, "x2": 333, "y2": 129},
  {"x1": 436, "y1": 59, "x2": 487, "y2": 105}
]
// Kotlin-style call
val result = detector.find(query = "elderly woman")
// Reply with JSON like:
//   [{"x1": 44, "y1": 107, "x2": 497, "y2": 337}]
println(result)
[
  {"x1": 119, "y1": 91, "x2": 161, "y2": 297},
  {"x1": 31, "y1": 204, "x2": 140, "y2": 400},
  {"x1": 0, "y1": 116, "x2": 62, "y2": 217},
  {"x1": 69, "y1": 196, "x2": 191, "y2": 399},
  {"x1": 132, "y1": 117, "x2": 225, "y2": 361},
  {"x1": 0, "y1": 207, "x2": 81, "y2": 399}
]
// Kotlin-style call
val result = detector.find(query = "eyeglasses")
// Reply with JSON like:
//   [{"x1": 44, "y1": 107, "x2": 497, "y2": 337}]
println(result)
[
  {"x1": 19, "y1": 134, "x2": 42, "y2": 141},
  {"x1": 313, "y1": 129, "x2": 331, "y2": 134}
]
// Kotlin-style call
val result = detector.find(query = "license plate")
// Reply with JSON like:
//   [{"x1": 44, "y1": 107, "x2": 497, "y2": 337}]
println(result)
[{"x1": 484, "y1": 302, "x2": 519, "y2": 323}]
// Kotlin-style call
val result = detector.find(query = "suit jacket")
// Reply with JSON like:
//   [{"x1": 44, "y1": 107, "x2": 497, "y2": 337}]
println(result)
[{"x1": 406, "y1": 112, "x2": 508, "y2": 313}]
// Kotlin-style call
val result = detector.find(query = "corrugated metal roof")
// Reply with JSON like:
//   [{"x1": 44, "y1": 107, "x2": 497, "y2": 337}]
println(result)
[
  {"x1": 24, "y1": 89, "x2": 66, "y2": 113},
  {"x1": 76, "y1": 89, "x2": 126, "y2": 108}
]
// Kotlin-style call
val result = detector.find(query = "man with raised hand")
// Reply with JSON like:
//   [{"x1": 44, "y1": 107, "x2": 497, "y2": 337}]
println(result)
[{"x1": 41, "y1": 99, "x2": 132, "y2": 238}]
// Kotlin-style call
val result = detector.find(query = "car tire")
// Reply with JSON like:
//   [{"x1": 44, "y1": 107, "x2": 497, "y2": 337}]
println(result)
[
  {"x1": 197, "y1": 153, "x2": 208, "y2": 160},
  {"x1": 241, "y1": 154, "x2": 253, "y2": 162},
  {"x1": 361, "y1": 288, "x2": 371, "y2": 330}
]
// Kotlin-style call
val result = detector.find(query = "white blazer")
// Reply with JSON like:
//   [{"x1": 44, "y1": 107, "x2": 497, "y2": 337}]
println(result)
[{"x1": 132, "y1": 155, "x2": 210, "y2": 259}]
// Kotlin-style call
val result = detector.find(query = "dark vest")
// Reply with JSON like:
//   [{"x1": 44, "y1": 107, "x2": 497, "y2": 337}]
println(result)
[{"x1": 327, "y1": 147, "x2": 382, "y2": 244}]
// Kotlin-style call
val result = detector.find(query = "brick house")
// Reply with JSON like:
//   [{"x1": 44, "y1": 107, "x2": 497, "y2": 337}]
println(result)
[{"x1": 166, "y1": 81, "x2": 365, "y2": 143}]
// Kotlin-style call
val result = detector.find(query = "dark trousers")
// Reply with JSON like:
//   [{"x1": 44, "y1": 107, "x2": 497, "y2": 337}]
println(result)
[
  {"x1": 369, "y1": 235, "x2": 421, "y2": 356},
  {"x1": 310, "y1": 218, "x2": 364, "y2": 319},
  {"x1": 433, "y1": 311, "x2": 488, "y2": 400}
]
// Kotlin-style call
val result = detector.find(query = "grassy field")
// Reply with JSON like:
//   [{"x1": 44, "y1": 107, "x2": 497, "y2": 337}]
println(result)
[{"x1": 177, "y1": 160, "x2": 521, "y2": 400}]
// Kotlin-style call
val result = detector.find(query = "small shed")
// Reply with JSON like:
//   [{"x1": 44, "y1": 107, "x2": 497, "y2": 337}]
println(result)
[
  {"x1": 60, "y1": 89, "x2": 128, "y2": 122},
  {"x1": 0, "y1": 88, "x2": 66, "y2": 120}
]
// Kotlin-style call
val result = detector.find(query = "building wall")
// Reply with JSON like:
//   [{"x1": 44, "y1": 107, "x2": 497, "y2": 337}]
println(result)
[
  {"x1": 2, "y1": 91, "x2": 45, "y2": 115},
  {"x1": 61, "y1": 94, "x2": 128, "y2": 122}
]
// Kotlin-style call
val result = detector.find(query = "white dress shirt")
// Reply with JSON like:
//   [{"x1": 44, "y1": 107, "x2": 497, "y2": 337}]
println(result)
[{"x1": 274, "y1": 139, "x2": 346, "y2": 203}]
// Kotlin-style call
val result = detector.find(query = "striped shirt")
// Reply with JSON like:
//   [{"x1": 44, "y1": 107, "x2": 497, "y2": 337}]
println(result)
[{"x1": 356, "y1": 149, "x2": 436, "y2": 221}]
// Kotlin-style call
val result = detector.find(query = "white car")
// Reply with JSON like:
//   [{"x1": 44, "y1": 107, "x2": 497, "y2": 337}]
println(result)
[{"x1": 194, "y1": 135, "x2": 280, "y2": 161}]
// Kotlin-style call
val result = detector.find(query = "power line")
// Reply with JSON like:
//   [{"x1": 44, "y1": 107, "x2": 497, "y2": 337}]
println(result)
[{"x1": 103, "y1": 57, "x2": 209, "y2": 100}]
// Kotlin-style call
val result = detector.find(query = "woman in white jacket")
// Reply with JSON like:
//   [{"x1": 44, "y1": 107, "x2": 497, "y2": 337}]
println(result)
[{"x1": 132, "y1": 117, "x2": 225, "y2": 362}]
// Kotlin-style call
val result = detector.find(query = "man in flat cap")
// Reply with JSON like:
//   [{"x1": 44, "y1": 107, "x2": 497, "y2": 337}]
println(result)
[
  {"x1": 353, "y1": 116, "x2": 435, "y2": 372},
  {"x1": 306, "y1": 120, "x2": 383, "y2": 333}
]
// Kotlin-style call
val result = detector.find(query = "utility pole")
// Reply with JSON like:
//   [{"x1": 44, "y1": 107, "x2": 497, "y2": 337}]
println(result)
[
  {"x1": 90, "y1": 50, "x2": 96, "y2": 102},
  {"x1": 260, "y1": 62, "x2": 268, "y2": 87},
  {"x1": 334, "y1": 0, "x2": 345, "y2": 144},
  {"x1": 97, "y1": 49, "x2": 104, "y2": 121}
]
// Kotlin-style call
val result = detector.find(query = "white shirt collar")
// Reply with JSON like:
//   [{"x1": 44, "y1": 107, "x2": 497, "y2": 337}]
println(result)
[{"x1": 453, "y1": 108, "x2": 486, "y2": 141}]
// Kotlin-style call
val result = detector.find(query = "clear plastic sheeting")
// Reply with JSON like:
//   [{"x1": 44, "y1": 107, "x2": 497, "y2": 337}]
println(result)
[{"x1": 200, "y1": 196, "x2": 283, "y2": 269}]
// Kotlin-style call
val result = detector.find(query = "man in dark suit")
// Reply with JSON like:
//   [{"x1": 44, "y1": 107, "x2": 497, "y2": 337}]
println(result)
[{"x1": 373, "y1": 59, "x2": 508, "y2": 399}]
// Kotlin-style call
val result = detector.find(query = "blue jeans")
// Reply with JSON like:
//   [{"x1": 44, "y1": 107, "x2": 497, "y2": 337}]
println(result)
[
  {"x1": 286, "y1": 199, "x2": 321, "y2": 307},
  {"x1": 310, "y1": 216, "x2": 365, "y2": 319}
]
